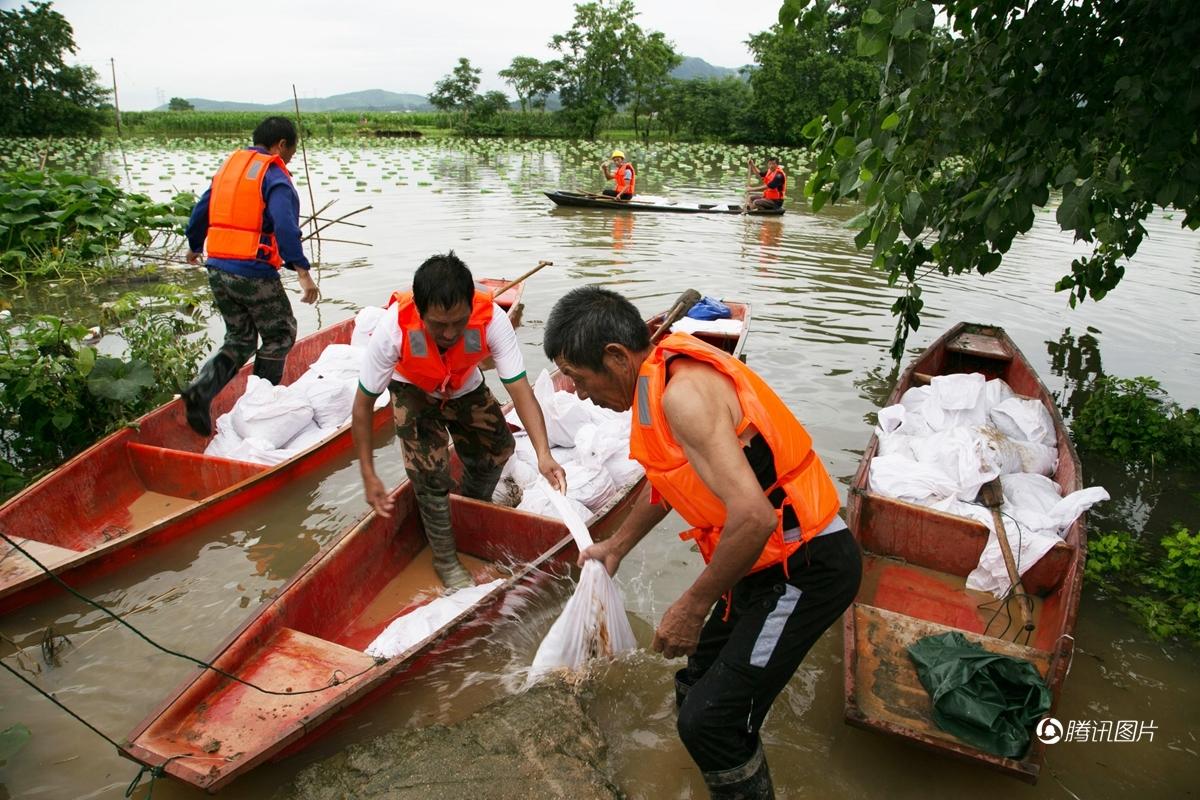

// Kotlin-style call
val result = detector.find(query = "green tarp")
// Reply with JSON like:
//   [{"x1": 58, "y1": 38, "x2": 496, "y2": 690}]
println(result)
[{"x1": 907, "y1": 631, "x2": 1052, "y2": 759}]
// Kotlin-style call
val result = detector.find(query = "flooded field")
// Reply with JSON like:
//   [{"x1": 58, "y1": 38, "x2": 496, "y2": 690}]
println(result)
[{"x1": 0, "y1": 138, "x2": 1197, "y2": 799}]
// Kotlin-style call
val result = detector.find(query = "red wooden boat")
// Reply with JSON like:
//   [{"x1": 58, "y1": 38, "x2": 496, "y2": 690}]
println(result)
[
  {"x1": 844, "y1": 322, "x2": 1085, "y2": 783},
  {"x1": 121, "y1": 300, "x2": 751, "y2": 792},
  {"x1": 0, "y1": 279, "x2": 523, "y2": 615}
]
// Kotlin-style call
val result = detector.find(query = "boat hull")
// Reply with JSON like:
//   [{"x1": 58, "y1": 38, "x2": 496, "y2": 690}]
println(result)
[
  {"x1": 0, "y1": 280, "x2": 523, "y2": 615},
  {"x1": 843, "y1": 322, "x2": 1084, "y2": 784},
  {"x1": 544, "y1": 190, "x2": 785, "y2": 216}
]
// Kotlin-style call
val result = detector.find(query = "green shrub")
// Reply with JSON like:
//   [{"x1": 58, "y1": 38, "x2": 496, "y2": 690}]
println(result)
[
  {"x1": 0, "y1": 170, "x2": 193, "y2": 282},
  {"x1": 0, "y1": 311, "x2": 209, "y2": 498},
  {"x1": 1086, "y1": 525, "x2": 1200, "y2": 641},
  {"x1": 1072, "y1": 376, "x2": 1200, "y2": 467}
]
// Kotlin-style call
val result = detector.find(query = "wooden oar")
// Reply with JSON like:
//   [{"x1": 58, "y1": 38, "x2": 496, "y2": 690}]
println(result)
[
  {"x1": 494, "y1": 260, "x2": 553, "y2": 297},
  {"x1": 977, "y1": 477, "x2": 1036, "y2": 633},
  {"x1": 650, "y1": 288, "x2": 702, "y2": 344}
]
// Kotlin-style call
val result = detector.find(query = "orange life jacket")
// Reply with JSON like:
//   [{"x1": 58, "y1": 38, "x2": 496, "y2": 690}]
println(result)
[
  {"x1": 762, "y1": 166, "x2": 786, "y2": 202},
  {"x1": 205, "y1": 149, "x2": 291, "y2": 268},
  {"x1": 614, "y1": 163, "x2": 636, "y2": 195},
  {"x1": 629, "y1": 333, "x2": 841, "y2": 574},
  {"x1": 388, "y1": 290, "x2": 494, "y2": 395}
]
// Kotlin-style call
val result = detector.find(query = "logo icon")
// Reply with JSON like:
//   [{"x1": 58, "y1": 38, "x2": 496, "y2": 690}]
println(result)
[{"x1": 1036, "y1": 717, "x2": 1063, "y2": 744}]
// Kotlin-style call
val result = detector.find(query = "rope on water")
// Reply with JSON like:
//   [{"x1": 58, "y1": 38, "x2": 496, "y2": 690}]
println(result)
[{"x1": 0, "y1": 530, "x2": 386, "y2": 697}]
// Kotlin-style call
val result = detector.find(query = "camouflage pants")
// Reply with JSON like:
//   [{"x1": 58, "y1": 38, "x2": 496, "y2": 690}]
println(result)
[
  {"x1": 207, "y1": 268, "x2": 297, "y2": 367},
  {"x1": 390, "y1": 380, "x2": 516, "y2": 502}
]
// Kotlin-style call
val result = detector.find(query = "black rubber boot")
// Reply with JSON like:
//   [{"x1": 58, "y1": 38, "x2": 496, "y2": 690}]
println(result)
[
  {"x1": 702, "y1": 744, "x2": 775, "y2": 800},
  {"x1": 417, "y1": 492, "x2": 474, "y2": 590},
  {"x1": 181, "y1": 351, "x2": 241, "y2": 437},
  {"x1": 252, "y1": 355, "x2": 287, "y2": 386},
  {"x1": 458, "y1": 463, "x2": 505, "y2": 504}
]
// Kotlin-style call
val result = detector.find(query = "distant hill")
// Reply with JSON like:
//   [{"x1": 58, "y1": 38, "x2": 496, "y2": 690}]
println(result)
[
  {"x1": 156, "y1": 58, "x2": 744, "y2": 112},
  {"x1": 670, "y1": 57, "x2": 744, "y2": 81},
  {"x1": 156, "y1": 90, "x2": 433, "y2": 112}
]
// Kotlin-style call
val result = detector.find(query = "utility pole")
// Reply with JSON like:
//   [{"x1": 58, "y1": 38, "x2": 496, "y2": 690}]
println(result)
[{"x1": 110, "y1": 58, "x2": 122, "y2": 135}]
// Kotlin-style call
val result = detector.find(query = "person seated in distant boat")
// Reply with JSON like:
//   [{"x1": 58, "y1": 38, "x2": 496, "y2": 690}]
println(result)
[
  {"x1": 542, "y1": 286, "x2": 861, "y2": 800},
  {"x1": 600, "y1": 150, "x2": 636, "y2": 200},
  {"x1": 746, "y1": 156, "x2": 786, "y2": 210},
  {"x1": 350, "y1": 252, "x2": 566, "y2": 590}
]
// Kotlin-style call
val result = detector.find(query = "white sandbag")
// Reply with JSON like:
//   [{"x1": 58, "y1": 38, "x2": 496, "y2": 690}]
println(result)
[
  {"x1": 531, "y1": 369, "x2": 612, "y2": 447},
  {"x1": 365, "y1": 579, "x2": 505, "y2": 659},
  {"x1": 203, "y1": 412, "x2": 242, "y2": 460},
  {"x1": 492, "y1": 457, "x2": 540, "y2": 507},
  {"x1": 868, "y1": 454, "x2": 959, "y2": 502},
  {"x1": 223, "y1": 436, "x2": 290, "y2": 466},
  {"x1": 527, "y1": 486, "x2": 636, "y2": 684},
  {"x1": 230, "y1": 376, "x2": 314, "y2": 449},
  {"x1": 517, "y1": 488, "x2": 593, "y2": 523},
  {"x1": 351, "y1": 305, "x2": 388, "y2": 349},
  {"x1": 875, "y1": 430, "x2": 916, "y2": 460},
  {"x1": 283, "y1": 421, "x2": 334, "y2": 453},
  {"x1": 922, "y1": 373, "x2": 990, "y2": 431},
  {"x1": 990, "y1": 397, "x2": 1057, "y2": 448},
  {"x1": 877, "y1": 404, "x2": 907, "y2": 434},
  {"x1": 976, "y1": 425, "x2": 1058, "y2": 477},
  {"x1": 907, "y1": 427, "x2": 1001, "y2": 501},
  {"x1": 670, "y1": 317, "x2": 743, "y2": 336},
  {"x1": 983, "y1": 377, "x2": 1015, "y2": 409},
  {"x1": 302, "y1": 376, "x2": 357, "y2": 428},
  {"x1": 967, "y1": 527, "x2": 1064, "y2": 596},
  {"x1": 563, "y1": 462, "x2": 618, "y2": 512},
  {"x1": 308, "y1": 343, "x2": 365, "y2": 380},
  {"x1": 604, "y1": 450, "x2": 645, "y2": 487}
]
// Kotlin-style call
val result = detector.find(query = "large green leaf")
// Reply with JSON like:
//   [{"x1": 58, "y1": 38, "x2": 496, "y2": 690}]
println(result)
[{"x1": 87, "y1": 357, "x2": 156, "y2": 404}]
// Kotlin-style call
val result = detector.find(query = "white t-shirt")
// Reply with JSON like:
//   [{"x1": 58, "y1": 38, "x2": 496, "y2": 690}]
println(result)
[{"x1": 358, "y1": 302, "x2": 526, "y2": 399}]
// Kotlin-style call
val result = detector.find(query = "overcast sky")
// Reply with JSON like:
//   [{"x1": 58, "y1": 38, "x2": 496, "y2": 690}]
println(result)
[{"x1": 27, "y1": 0, "x2": 784, "y2": 110}]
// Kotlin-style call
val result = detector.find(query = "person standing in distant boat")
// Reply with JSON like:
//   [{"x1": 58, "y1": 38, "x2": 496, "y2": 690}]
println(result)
[
  {"x1": 746, "y1": 156, "x2": 786, "y2": 211},
  {"x1": 182, "y1": 116, "x2": 319, "y2": 437},
  {"x1": 601, "y1": 150, "x2": 636, "y2": 200}
]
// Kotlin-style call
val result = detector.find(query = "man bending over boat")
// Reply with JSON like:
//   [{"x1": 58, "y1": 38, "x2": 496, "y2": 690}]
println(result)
[
  {"x1": 746, "y1": 156, "x2": 786, "y2": 211},
  {"x1": 601, "y1": 150, "x2": 636, "y2": 200},
  {"x1": 543, "y1": 286, "x2": 861, "y2": 799},
  {"x1": 351, "y1": 252, "x2": 566, "y2": 590},
  {"x1": 182, "y1": 116, "x2": 319, "y2": 436}
]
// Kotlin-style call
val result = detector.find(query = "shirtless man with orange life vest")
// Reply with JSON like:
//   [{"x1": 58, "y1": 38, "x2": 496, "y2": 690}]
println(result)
[
  {"x1": 747, "y1": 156, "x2": 786, "y2": 211},
  {"x1": 601, "y1": 150, "x2": 636, "y2": 200},
  {"x1": 182, "y1": 116, "x2": 319, "y2": 436},
  {"x1": 543, "y1": 286, "x2": 862, "y2": 800},
  {"x1": 350, "y1": 252, "x2": 566, "y2": 590}
]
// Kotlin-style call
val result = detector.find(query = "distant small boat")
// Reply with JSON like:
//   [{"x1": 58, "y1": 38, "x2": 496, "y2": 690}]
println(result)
[
  {"x1": 0, "y1": 279, "x2": 523, "y2": 616},
  {"x1": 844, "y1": 322, "x2": 1086, "y2": 784},
  {"x1": 544, "y1": 190, "x2": 785, "y2": 216},
  {"x1": 121, "y1": 300, "x2": 752, "y2": 792}
]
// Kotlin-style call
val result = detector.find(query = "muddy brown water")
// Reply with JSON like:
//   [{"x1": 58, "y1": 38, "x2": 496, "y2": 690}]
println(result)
[{"x1": 0, "y1": 140, "x2": 1197, "y2": 799}]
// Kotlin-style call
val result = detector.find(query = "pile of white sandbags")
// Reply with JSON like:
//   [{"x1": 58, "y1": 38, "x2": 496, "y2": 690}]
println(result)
[
  {"x1": 497, "y1": 370, "x2": 645, "y2": 524},
  {"x1": 868, "y1": 372, "x2": 1108, "y2": 596},
  {"x1": 205, "y1": 307, "x2": 390, "y2": 466}
]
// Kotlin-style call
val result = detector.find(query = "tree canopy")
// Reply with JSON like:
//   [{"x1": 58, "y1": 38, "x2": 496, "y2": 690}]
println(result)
[
  {"x1": 428, "y1": 57, "x2": 482, "y2": 112},
  {"x1": 549, "y1": 0, "x2": 644, "y2": 138},
  {"x1": 0, "y1": 1, "x2": 108, "y2": 136},
  {"x1": 167, "y1": 97, "x2": 194, "y2": 112},
  {"x1": 783, "y1": 0, "x2": 1200, "y2": 357},
  {"x1": 499, "y1": 56, "x2": 557, "y2": 113}
]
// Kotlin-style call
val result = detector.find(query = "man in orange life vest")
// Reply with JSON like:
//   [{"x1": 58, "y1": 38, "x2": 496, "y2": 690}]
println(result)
[
  {"x1": 601, "y1": 150, "x2": 636, "y2": 200},
  {"x1": 351, "y1": 252, "x2": 566, "y2": 589},
  {"x1": 182, "y1": 116, "x2": 318, "y2": 436},
  {"x1": 746, "y1": 156, "x2": 786, "y2": 211},
  {"x1": 543, "y1": 287, "x2": 861, "y2": 799}
]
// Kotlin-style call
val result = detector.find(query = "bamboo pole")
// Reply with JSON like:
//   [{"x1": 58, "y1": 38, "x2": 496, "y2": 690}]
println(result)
[{"x1": 293, "y1": 84, "x2": 322, "y2": 285}]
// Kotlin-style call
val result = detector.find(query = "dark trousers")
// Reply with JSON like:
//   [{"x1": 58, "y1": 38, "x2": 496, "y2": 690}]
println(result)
[
  {"x1": 676, "y1": 528, "x2": 862, "y2": 772},
  {"x1": 602, "y1": 188, "x2": 633, "y2": 200},
  {"x1": 389, "y1": 380, "x2": 516, "y2": 501},
  {"x1": 207, "y1": 268, "x2": 297, "y2": 366}
]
